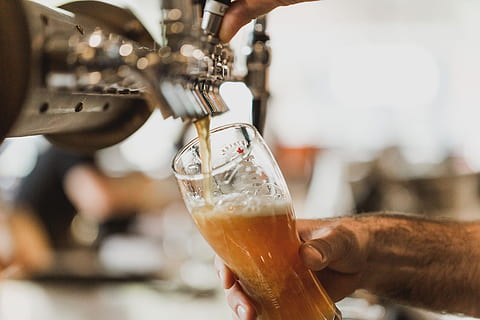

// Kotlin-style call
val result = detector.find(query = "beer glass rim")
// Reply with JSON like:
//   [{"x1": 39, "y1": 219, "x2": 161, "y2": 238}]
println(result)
[{"x1": 172, "y1": 122, "x2": 258, "y2": 181}]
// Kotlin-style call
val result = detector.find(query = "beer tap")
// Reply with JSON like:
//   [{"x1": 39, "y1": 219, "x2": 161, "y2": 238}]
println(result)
[
  {"x1": 158, "y1": 0, "x2": 233, "y2": 120},
  {"x1": 0, "y1": 0, "x2": 235, "y2": 151},
  {"x1": 201, "y1": 0, "x2": 231, "y2": 43},
  {"x1": 0, "y1": 0, "x2": 267, "y2": 152},
  {"x1": 245, "y1": 16, "x2": 271, "y2": 135},
  {"x1": 1, "y1": 0, "x2": 157, "y2": 151}
]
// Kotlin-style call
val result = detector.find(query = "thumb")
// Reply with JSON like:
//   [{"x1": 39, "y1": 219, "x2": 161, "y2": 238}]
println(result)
[
  {"x1": 219, "y1": 0, "x2": 277, "y2": 42},
  {"x1": 299, "y1": 224, "x2": 355, "y2": 271}
]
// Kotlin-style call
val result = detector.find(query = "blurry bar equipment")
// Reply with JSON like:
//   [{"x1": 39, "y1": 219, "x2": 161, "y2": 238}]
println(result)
[
  {"x1": 0, "y1": 0, "x2": 271, "y2": 152},
  {"x1": 246, "y1": 16, "x2": 270, "y2": 135}
]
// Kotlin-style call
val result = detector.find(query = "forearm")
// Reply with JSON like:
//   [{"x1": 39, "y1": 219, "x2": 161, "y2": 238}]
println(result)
[{"x1": 360, "y1": 213, "x2": 480, "y2": 316}]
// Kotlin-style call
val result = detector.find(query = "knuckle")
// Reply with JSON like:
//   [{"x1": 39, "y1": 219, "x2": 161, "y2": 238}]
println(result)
[
  {"x1": 334, "y1": 225, "x2": 359, "y2": 256},
  {"x1": 310, "y1": 224, "x2": 358, "y2": 259}
]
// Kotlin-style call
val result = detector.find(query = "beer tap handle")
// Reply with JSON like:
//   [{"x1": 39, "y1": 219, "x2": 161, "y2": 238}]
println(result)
[
  {"x1": 246, "y1": 16, "x2": 271, "y2": 135},
  {"x1": 201, "y1": 0, "x2": 232, "y2": 42}
]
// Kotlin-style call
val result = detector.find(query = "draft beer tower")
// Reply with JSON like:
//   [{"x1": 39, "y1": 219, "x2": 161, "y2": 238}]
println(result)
[{"x1": 0, "y1": 0, "x2": 271, "y2": 152}]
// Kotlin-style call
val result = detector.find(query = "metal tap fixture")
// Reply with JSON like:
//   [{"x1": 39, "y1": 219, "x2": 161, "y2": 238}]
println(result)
[
  {"x1": 157, "y1": 0, "x2": 233, "y2": 120},
  {"x1": 1, "y1": 0, "x2": 155, "y2": 152},
  {"x1": 246, "y1": 16, "x2": 271, "y2": 135},
  {"x1": 0, "y1": 0, "x2": 268, "y2": 152},
  {"x1": 201, "y1": 0, "x2": 231, "y2": 41}
]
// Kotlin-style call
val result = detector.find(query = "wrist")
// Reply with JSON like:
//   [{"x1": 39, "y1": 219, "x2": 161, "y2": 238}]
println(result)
[
  {"x1": 353, "y1": 213, "x2": 480, "y2": 316},
  {"x1": 346, "y1": 214, "x2": 379, "y2": 291},
  {"x1": 355, "y1": 212, "x2": 418, "y2": 293}
]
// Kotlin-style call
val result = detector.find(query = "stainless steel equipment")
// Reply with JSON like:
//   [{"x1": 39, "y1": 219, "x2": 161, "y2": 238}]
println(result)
[
  {"x1": 1, "y1": 0, "x2": 154, "y2": 152},
  {"x1": 246, "y1": 16, "x2": 271, "y2": 135},
  {"x1": 0, "y1": 0, "x2": 270, "y2": 152}
]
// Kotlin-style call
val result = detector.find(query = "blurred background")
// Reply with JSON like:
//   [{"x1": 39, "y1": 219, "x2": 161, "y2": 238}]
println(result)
[{"x1": 2, "y1": 0, "x2": 480, "y2": 319}]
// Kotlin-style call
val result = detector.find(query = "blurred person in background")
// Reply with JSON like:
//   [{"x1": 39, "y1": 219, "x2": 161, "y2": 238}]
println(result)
[
  {"x1": 215, "y1": 1, "x2": 480, "y2": 319},
  {"x1": 0, "y1": 145, "x2": 178, "y2": 278}
]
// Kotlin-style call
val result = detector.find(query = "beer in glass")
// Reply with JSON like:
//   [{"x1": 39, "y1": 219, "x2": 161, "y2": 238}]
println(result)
[{"x1": 173, "y1": 123, "x2": 341, "y2": 320}]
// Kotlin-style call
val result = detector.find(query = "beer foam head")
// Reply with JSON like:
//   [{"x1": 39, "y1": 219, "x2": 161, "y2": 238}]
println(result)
[{"x1": 193, "y1": 193, "x2": 292, "y2": 217}]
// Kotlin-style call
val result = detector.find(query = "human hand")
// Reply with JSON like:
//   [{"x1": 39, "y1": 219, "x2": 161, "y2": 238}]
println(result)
[
  {"x1": 219, "y1": 0, "x2": 318, "y2": 42},
  {"x1": 214, "y1": 217, "x2": 369, "y2": 319},
  {"x1": 214, "y1": 255, "x2": 257, "y2": 320}
]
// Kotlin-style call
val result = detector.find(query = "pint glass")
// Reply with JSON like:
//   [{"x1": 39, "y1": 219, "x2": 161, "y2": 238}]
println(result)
[{"x1": 173, "y1": 123, "x2": 341, "y2": 320}]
